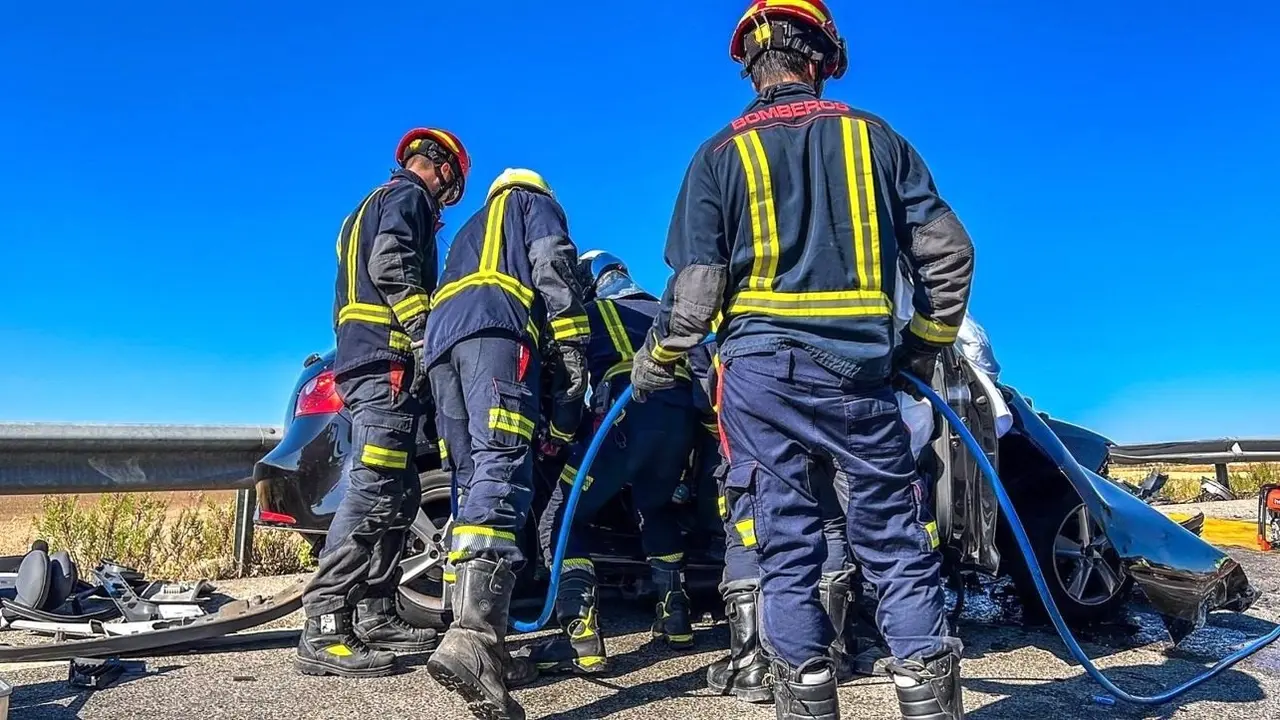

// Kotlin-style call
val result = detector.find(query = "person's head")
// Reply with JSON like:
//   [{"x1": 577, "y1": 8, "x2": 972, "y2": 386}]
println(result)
[
  {"x1": 395, "y1": 128, "x2": 471, "y2": 207},
  {"x1": 486, "y1": 167, "x2": 554, "y2": 203},
  {"x1": 576, "y1": 250, "x2": 651, "y2": 302},
  {"x1": 729, "y1": 0, "x2": 848, "y2": 96}
]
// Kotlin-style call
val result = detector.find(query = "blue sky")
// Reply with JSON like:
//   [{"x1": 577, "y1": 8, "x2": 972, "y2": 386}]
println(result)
[{"x1": 1, "y1": 1, "x2": 1276, "y2": 442}]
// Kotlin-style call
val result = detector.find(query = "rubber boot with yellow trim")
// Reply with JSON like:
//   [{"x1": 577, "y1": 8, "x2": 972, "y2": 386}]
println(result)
[
  {"x1": 427, "y1": 556, "x2": 533, "y2": 720},
  {"x1": 522, "y1": 566, "x2": 609, "y2": 675},
  {"x1": 650, "y1": 564, "x2": 695, "y2": 650},
  {"x1": 295, "y1": 610, "x2": 396, "y2": 678}
]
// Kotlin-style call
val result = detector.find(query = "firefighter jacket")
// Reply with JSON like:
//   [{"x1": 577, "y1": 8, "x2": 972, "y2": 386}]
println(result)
[
  {"x1": 647, "y1": 82, "x2": 975, "y2": 381},
  {"x1": 333, "y1": 169, "x2": 439, "y2": 375},
  {"x1": 425, "y1": 188, "x2": 588, "y2": 368},
  {"x1": 548, "y1": 295, "x2": 691, "y2": 442}
]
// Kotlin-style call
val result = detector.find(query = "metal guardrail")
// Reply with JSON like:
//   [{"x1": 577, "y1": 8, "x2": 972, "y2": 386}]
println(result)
[
  {"x1": 1110, "y1": 437, "x2": 1280, "y2": 496},
  {"x1": 0, "y1": 423, "x2": 282, "y2": 574}
]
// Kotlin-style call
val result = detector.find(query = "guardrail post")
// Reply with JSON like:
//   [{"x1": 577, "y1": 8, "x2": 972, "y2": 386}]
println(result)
[
  {"x1": 1215, "y1": 463, "x2": 1231, "y2": 494},
  {"x1": 233, "y1": 488, "x2": 256, "y2": 577}
]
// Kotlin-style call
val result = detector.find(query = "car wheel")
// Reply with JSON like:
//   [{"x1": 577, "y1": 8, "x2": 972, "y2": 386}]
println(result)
[
  {"x1": 396, "y1": 472, "x2": 453, "y2": 629},
  {"x1": 1006, "y1": 487, "x2": 1132, "y2": 626}
]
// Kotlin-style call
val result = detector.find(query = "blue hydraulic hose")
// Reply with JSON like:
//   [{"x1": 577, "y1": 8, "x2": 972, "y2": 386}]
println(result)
[
  {"x1": 901, "y1": 373, "x2": 1280, "y2": 706},
  {"x1": 511, "y1": 384, "x2": 636, "y2": 633}
]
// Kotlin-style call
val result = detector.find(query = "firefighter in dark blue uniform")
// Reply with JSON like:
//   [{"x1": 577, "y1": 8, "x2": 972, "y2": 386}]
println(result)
[
  {"x1": 522, "y1": 251, "x2": 699, "y2": 676},
  {"x1": 298, "y1": 128, "x2": 470, "y2": 679},
  {"x1": 631, "y1": 3, "x2": 974, "y2": 718},
  {"x1": 425, "y1": 168, "x2": 590, "y2": 720}
]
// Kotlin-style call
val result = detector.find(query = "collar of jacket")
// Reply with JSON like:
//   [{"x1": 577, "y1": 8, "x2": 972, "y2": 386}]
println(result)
[
  {"x1": 389, "y1": 168, "x2": 441, "y2": 215},
  {"x1": 746, "y1": 81, "x2": 818, "y2": 111}
]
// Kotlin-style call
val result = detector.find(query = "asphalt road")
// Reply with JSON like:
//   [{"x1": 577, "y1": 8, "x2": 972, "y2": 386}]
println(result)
[{"x1": 5, "y1": 551, "x2": 1280, "y2": 720}]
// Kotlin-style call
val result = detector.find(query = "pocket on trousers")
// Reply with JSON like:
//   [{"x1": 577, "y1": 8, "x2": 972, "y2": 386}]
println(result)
[
  {"x1": 487, "y1": 379, "x2": 537, "y2": 448},
  {"x1": 909, "y1": 477, "x2": 942, "y2": 552},
  {"x1": 355, "y1": 407, "x2": 416, "y2": 472},
  {"x1": 844, "y1": 393, "x2": 912, "y2": 461},
  {"x1": 723, "y1": 462, "x2": 761, "y2": 551}
]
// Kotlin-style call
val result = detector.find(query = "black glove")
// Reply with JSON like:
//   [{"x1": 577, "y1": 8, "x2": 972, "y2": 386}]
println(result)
[
  {"x1": 891, "y1": 334, "x2": 941, "y2": 401},
  {"x1": 630, "y1": 344, "x2": 679, "y2": 403},
  {"x1": 409, "y1": 341, "x2": 430, "y2": 400},
  {"x1": 553, "y1": 344, "x2": 588, "y2": 403}
]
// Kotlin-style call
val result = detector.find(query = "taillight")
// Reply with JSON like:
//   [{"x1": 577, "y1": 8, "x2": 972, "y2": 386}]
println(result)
[
  {"x1": 258, "y1": 510, "x2": 297, "y2": 525},
  {"x1": 296, "y1": 370, "x2": 343, "y2": 417}
]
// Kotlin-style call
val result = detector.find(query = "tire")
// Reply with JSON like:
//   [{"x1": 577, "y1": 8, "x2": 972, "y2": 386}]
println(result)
[
  {"x1": 1003, "y1": 486, "x2": 1132, "y2": 627},
  {"x1": 396, "y1": 472, "x2": 454, "y2": 630}
]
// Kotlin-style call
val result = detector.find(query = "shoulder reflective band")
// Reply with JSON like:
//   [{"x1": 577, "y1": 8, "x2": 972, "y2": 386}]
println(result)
[
  {"x1": 597, "y1": 300, "x2": 634, "y2": 360},
  {"x1": 489, "y1": 408, "x2": 535, "y2": 441},
  {"x1": 841, "y1": 117, "x2": 882, "y2": 293},
  {"x1": 431, "y1": 190, "x2": 537, "y2": 310},
  {"x1": 910, "y1": 314, "x2": 960, "y2": 345},
  {"x1": 551, "y1": 315, "x2": 591, "y2": 342},
  {"x1": 732, "y1": 130, "x2": 780, "y2": 291}
]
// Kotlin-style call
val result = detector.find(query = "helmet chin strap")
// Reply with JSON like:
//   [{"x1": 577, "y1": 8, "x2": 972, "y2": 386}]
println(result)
[{"x1": 430, "y1": 163, "x2": 461, "y2": 206}]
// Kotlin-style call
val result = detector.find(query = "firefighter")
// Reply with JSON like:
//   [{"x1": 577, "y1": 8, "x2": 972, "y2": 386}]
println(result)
[
  {"x1": 424, "y1": 168, "x2": 589, "y2": 720},
  {"x1": 297, "y1": 128, "x2": 469, "y2": 679},
  {"x1": 522, "y1": 251, "x2": 699, "y2": 676},
  {"x1": 631, "y1": 2, "x2": 974, "y2": 718}
]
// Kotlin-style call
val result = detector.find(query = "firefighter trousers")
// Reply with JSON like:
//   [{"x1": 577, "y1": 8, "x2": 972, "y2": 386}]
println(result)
[
  {"x1": 719, "y1": 346, "x2": 957, "y2": 667},
  {"x1": 303, "y1": 360, "x2": 423, "y2": 617},
  {"x1": 429, "y1": 332, "x2": 540, "y2": 565},
  {"x1": 538, "y1": 388, "x2": 695, "y2": 571}
]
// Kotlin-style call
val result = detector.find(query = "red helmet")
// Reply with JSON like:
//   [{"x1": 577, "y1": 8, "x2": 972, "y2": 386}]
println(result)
[
  {"x1": 729, "y1": 0, "x2": 848, "y2": 81},
  {"x1": 395, "y1": 128, "x2": 471, "y2": 206}
]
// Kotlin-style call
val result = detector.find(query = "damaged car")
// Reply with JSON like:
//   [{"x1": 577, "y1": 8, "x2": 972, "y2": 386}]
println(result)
[{"x1": 251, "y1": 345, "x2": 1260, "y2": 641}]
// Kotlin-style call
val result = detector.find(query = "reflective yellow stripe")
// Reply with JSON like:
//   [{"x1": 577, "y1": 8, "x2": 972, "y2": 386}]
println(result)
[
  {"x1": 549, "y1": 423, "x2": 574, "y2": 442},
  {"x1": 597, "y1": 300, "x2": 634, "y2": 360},
  {"x1": 728, "y1": 289, "x2": 892, "y2": 318},
  {"x1": 442, "y1": 570, "x2": 456, "y2": 583},
  {"x1": 562, "y1": 558, "x2": 595, "y2": 572},
  {"x1": 432, "y1": 271, "x2": 535, "y2": 309},
  {"x1": 649, "y1": 552, "x2": 684, "y2": 564},
  {"x1": 323, "y1": 644, "x2": 354, "y2": 657},
  {"x1": 551, "y1": 315, "x2": 591, "y2": 341},
  {"x1": 526, "y1": 317, "x2": 542, "y2": 347},
  {"x1": 560, "y1": 464, "x2": 595, "y2": 491},
  {"x1": 733, "y1": 130, "x2": 779, "y2": 291},
  {"x1": 391, "y1": 293, "x2": 430, "y2": 324},
  {"x1": 389, "y1": 330, "x2": 412, "y2": 351},
  {"x1": 651, "y1": 342, "x2": 683, "y2": 364},
  {"x1": 924, "y1": 520, "x2": 941, "y2": 550},
  {"x1": 338, "y1": 302, "x2": 394, "y2": 325},
  {"x1": 488, "y1": 408, "x2": 535, "y2": 440},
  {"x1": 857, "y1": 119, "x2": 882, "y2": 292},
  {"x1": 910, "y1": 314, "x2": 960, "y2": 344},
  {"x1": 344, "y1": 189, "x2": 384, "y2": 313},
  {"x1": 437, "y1": 439, "x2": 448, "y2": 460},
  {"x1": 736, "y1": 519, "x2": 757, "y2": 548},
  {"x1": 703, "y1": 420, "x2": 720, "y2": 435},
  {"x1": 717, "y1": 495, "x2": 727, "y2": 519},
  {"x1": 361, "y1": 444, "x2": 409, "y2": 470},
  {"x1": 480, "y1": 190, "x2": 509, "y2": 273},
  {"x1": 449, "y1": 525, "x2": 519, "y2": 562}
]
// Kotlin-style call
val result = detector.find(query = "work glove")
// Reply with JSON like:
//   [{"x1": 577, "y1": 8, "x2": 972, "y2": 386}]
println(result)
[
  {"x1": 409, "y1": 340, "x2": 430, "y2": 400},
  {"x1": 552, "y1": 343, "x2": 588, "y2": 403},
  {"x1": 630, "y1": 344, "x2": 679, "y2": 403},
  {"x1": 891, "y1": 334, "x2": 942, "y2": 401}
]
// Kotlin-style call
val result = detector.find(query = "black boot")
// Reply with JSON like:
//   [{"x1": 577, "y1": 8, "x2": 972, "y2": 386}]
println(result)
[
  {"x1": 819, "y1": 570, "x2": 854, "y2": 683},
  {"x1": 888, "y1": 651, "x2": 965, "y2": 720},
  {"x1": 355, "y1": 596, "x2": 439, "y2": 653},
  {"x1": 426, "y1": 557, "x2": 535, "y2": 720},
  {"x1": 295, "y1": 610, "x2": 397, "y2": 678},
  {"x1": 524, "y1": 571, "x2": 609, "y2": 674},
  {"x1": 706, "y1": 584, "x2": 772, "y2": 703},
  {"x1": 650, "y1": 566, "x2": 694, "y2": 650},
  {"x1": 770, "y1": 657, "x2": 840, "y2": 720}
]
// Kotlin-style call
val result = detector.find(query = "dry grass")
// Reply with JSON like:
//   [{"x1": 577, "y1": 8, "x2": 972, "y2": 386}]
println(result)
[
  {"x1": 1110, "y1": 462, "x2": 1279, "y2": 504},
  {"x1": 20, "y1": 493, "x2": 313, "y2": 580}
]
